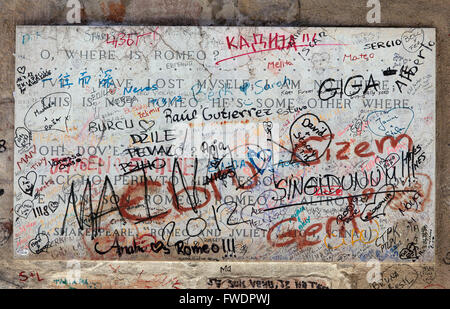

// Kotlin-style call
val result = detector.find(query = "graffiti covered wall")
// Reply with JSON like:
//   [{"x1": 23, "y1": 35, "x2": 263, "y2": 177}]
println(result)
[{"x1": 13, "y1": 26, "x2": 436, "y2": 263}]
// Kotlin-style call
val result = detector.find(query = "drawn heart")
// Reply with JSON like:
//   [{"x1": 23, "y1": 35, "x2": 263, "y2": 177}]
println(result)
[
  {"x1": 360, "y1": 184, "x2": 396, "y2": 221},
  {"x1": 263, "y1": 121, "x2": 273, "y2": 134},
  {"x1": 380, "y1": 265, "x2": 418, "y2": 289},
  {"x1": 389, "y1": 173, "x2": 432, "y2": 213},
  {"x1": 48, "y1": 201, "x2": 59, "y2": 213},
  {"x1": 15, "y1": 200, "x2": 34, "y2": 219},
  {"x1": 138, "y1": 119, "x2": 155, "y2": 133},
  {"x1": 17, "y1": 66, "x2": 26, "y2": 74},
  {"x1": 18, "y1": 171, "x2": 37, "y2": 196},
  {"x1": 367, "y1": 107, "x2": 414, "y2": 137},
  {"x1": 247, "y1": 148, "x2": 270, "y2": 175},
  {"x1": 289, "y1": 113, "x2": 332, "y2": 163},
  {"x1": 28, "y1": 232, "x2": 49, "y2": 254},
  {"x1": 399, "y1": 242, "x2": 420, "y2": 260},
  {"x1": 375, "y1": 153, "x2": 400, "y2": 170},
  {"x1": 239, "y1": 82, "x2": 250, "y2": 95},
  {"x1": 14, "y1": 127, "x2": 32, "y2": 149},
  {"x1": 401, "y1": 28, "x2": 424, "y2": 53}
]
